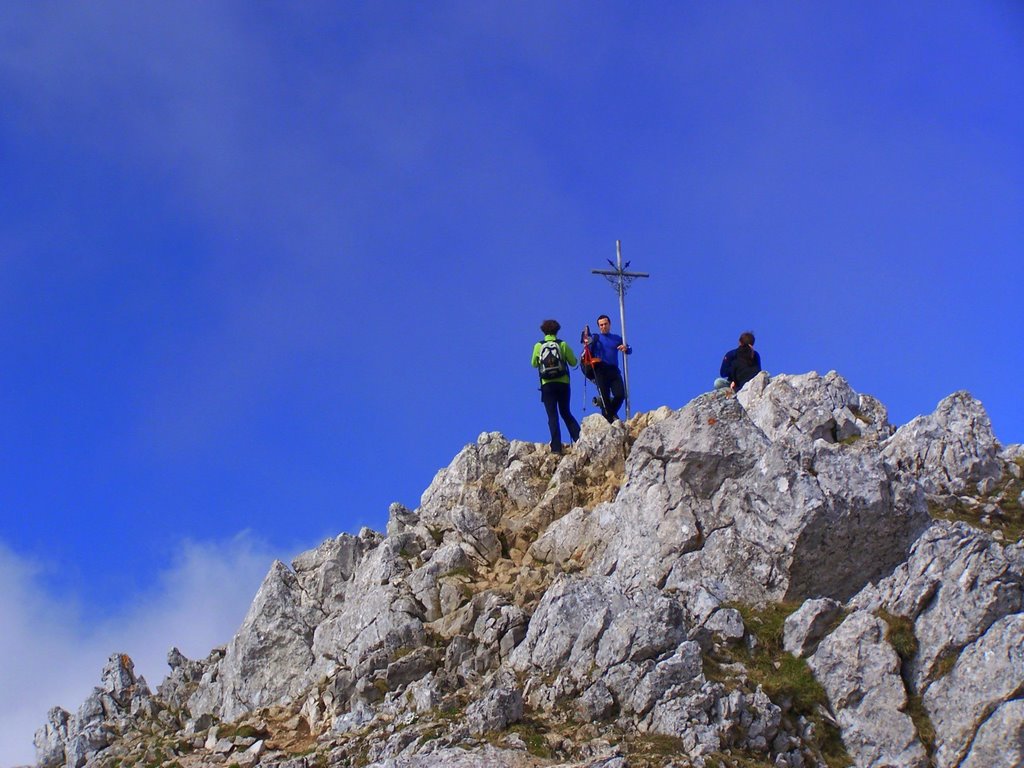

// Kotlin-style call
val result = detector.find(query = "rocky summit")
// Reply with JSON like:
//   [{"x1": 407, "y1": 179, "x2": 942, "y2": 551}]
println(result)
[{"x1": 34, "y1": 371, "x2": 1024, "y2": 768}]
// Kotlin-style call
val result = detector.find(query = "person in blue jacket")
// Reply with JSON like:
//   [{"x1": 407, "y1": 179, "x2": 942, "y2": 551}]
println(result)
[
  {"x1": 584, "y1": 314, "x2": 632, "y2": 422},
  {"x1": 717, "y1": 331, "x2": 761, "y2": 392}
]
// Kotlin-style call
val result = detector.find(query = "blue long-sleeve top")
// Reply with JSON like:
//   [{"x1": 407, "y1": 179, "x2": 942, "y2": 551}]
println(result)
[
  {"x1": 588, "y1": 332, "x2": 631, "y2": 368},
  {"x1": 720, "y1": 347, "x2": 762, "y2": 378}
]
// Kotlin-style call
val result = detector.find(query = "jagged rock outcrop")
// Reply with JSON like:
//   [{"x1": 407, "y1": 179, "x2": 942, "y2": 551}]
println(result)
[
  {"x1": 535, "y1": 373, "x2": 928, "y2": 603},
  {"x1": 34, "y1": 371, "x2": 1024, "y2": 768},
  {"x1": 36, "y1": 654, "x2": 154, "y2": 768},
  {"x1": 882, "y1": 390, "x2": 1002, "y2": 495},
  {"x1": 808, "y1": 517, "x2": 1023, "y2": 766},
  {"x1": 737, "y1": 370, "x2": 892, "y2": 445},
  {"x1": 850, "y1": 521, "x2": 1024, "y2": 692},
  {"x1": 808, "y1": 612, "x2": 929, "y2": 768}
]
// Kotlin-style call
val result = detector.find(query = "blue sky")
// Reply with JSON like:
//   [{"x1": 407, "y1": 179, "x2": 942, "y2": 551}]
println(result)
[{"x1": 1, "y1": 2, "x2": 1022, "y2": 763}]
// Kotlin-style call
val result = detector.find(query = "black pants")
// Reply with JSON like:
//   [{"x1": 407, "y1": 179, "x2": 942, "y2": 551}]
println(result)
[
  {"x1": 594, "y1": 365, "x2": 626, "y2": 422},
  {"x1": 541, "y1": 381, "x2": 581, "y2": 452}
]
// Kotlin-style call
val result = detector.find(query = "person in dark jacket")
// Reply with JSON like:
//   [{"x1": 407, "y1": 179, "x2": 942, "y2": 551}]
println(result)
[
  {"x1": 718, "y1": 331, "x2": 762, "y2": 392},
  {"x1": 531, "y1": 319, "x2": 581, "y2": 454}
]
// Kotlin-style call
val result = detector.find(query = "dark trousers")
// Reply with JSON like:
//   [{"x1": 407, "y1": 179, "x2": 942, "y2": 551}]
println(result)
[
  {"x1": 594, "y1": 365, "x2": 626, "y2": 422},
  {"x1": 541, "y1": 381, "x2": 580, "y2": 452}
]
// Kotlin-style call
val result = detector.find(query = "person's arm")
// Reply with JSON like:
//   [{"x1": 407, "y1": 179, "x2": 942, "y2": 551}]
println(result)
[
  {"x1": 754, "y1": 350, "x2": 762, "y2": 371},
  {"x1": 562, "y1": 342, "x2": 578, "y2": 367},
  {"x1": 720, "y1": 350, "x2": 734, "y2": 379},
  {"x1": 531, "y1": 343, "x2": 541, "y2": 368}
]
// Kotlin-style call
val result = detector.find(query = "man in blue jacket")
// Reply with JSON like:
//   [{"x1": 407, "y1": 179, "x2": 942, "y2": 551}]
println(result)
[{"x1": 585, "y1": 314, "x2": 632, "y2": 423}]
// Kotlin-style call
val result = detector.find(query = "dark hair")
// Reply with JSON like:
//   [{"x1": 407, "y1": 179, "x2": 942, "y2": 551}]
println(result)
[
  {"x1": 540, "y1": 319, "x2": 560, "y2": 336},
  {"x1": 739, "y1": 331, "x2": 755, "y2": 346},
  {"x1": 597, "y1": 314, "x2": 611, "y2": 324},
  {"x1": 736, "y1": 344, "x2": 755, "y2": 365}
]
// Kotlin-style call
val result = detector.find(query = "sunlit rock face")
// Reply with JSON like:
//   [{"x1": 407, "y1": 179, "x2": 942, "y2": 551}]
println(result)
[{"x1": 36, "y1": 371, "x2": 1023, "y2": 768}]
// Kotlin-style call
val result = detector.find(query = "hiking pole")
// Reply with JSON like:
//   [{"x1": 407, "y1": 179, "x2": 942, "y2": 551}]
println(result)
[
  {"x1": 580, "y1": 326, "x2": 591, "y2": 413},
  {"x1": 580, "y1": 327, "x2": 608, "y2": 416}
]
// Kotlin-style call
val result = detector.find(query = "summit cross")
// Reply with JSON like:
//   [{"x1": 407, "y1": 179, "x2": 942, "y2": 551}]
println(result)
[{"x1": 591, "y1": 240, "x2": 649, "y2": 420}]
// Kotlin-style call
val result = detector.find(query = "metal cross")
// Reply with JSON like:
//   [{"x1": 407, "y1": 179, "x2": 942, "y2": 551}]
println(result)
[{"x1": 591, "y1": 240, "x2": 649, "y2": 419}]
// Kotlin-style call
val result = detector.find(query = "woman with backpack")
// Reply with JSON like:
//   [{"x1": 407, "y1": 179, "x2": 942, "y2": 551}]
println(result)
[{"x1": 531, "y1": 319, "x2": 581, "y2": 454}]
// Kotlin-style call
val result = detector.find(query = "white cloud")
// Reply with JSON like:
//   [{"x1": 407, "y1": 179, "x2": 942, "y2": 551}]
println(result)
[{"x1": 0, "y1": 534, "x2": 279, "y2": 767}]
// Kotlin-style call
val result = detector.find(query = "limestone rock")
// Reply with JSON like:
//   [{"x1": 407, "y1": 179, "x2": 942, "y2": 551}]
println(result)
[
  {"x1": 309, "y1": 539, "x2": 429, "y2": 708},
  {"x1": 882, "y1": 391, "x2": 1002, "y2": 495},
  {"x1": 528, "y1": 505, "x2": 595, "y2": 565},
  {"x1": 958, "y1": 698, "x2": 1024, "y2": 768},
  {"x1": 417, "y1": 432, "x2": 519, "y2": 530},
  {"x1": 566, "y1": 374, "x2": 928, "y2": 604},
  {"x1": 925, "y1": 613, "x2": 1024, "y2": 768},
  {"x1": 156, "y1": 646, "x2": 213, "y2": 715},
  {"x1": 736, "y1": 370, "x2": 866, "y2": 444},
  {"x1": 509, "y1": 575, "x2": 689, "y2": 695},
  {"x1": 465, "y1": 687, "x2": 524, "y2": 734},
  {"x1": 99, "y1": 652, "x2": 152, "y2": 708},
  {"x1": 1001, "y1": 442, "x2": 1024, "y2": 466},
  {"x1": 365, "y1": 744, "x2": 561, "y2": 767},
  {"x1": 31, "y1": 374, "x2": 1024, "y2": 768},
  {"x1": 855, "y1": 393, "x2": 892, "y2": 440},
  {"x1": 33, "y1": 707, "x2": 70, "y2": 768},
  {"x1": 592, "y1": 392, "x2": 769, "y2": 588},
  {"x1": 525, "y1": 414, "x2": 630, "y2": 535},
  {"x1": 808, "y1": 611, "x2": 928, "y2": 768},
  {"x1": 189, "y1": 560, "x2": 320, "y2": 720},
  {"x1": 704, "y1": 607, "x2": 745, "y2": 642},
  {"x1": 783, "y1": 598, "x2": 842, "y2": 657},
  {"x1": 851, "y1": 521, "x2": 1024, "y2": 691},
  {"x1": 663, "y1": 427, "x2": 927, "y2": 602},
  {"x1": 39, "y1": 653, "x2": 154, "y2": 768},
  {"x1": 291, "y1": 531, "x2": 375, "y2": 614},
  {"x1": 508, "y1": 574, "x2": 717, "y2": 756}
]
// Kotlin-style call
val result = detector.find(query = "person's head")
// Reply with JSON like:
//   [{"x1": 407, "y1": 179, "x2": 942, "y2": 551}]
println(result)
[
  {"x1": 739, "y1": 331, "x2": 755, "y2": 347},
  {"x1": 597, "y1": 314, "x2": 612, "y2": 333},
  {"x1": 540, "y1": 319, "x2": 561, "y2": 336}
]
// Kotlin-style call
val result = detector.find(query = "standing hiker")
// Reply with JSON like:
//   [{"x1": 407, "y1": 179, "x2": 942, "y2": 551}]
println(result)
[
  {"x1": 717, "y1": 331, "x2": 762, "y2": 392},
  {"x1": 531, "y1": 319, "x2": 581, "y2": 454},
  {"x1": 584, "y1": 314, "x2": 631, "y2": 423}
]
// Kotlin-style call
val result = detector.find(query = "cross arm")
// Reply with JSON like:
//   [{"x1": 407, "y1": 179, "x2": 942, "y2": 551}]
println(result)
[{"x1": 591, "y1": 269, "x2": 650, "y2": 278}]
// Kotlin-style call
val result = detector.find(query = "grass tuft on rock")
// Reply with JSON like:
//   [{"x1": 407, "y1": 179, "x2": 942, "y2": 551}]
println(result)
[
  {"x1": 877, "y1": 610, "x2": 936, "y2": 757},
  {"x1": 707, "y1": 602, "x2": 851, "y2": 768},
  {"x1": 878, "y1": 610, "x2": 918, "y2": 660},
  {"x1": 927, "y1": 465, "x2": 1024, "y2": 543},
  {"x1": 730, "y1": 602, "x2": 828, "y2": 714},
  {"x1": 931, "y1": 648, "x2": 959, "y2": 681},
  {"x1": 506, "y1": 720, "x2": 552, "y2": 758}
]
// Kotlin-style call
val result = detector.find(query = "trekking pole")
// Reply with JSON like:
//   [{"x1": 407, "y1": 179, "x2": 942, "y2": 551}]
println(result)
[{"x1": 579, "y1": 328, "x2": 607, "y2": 415}]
